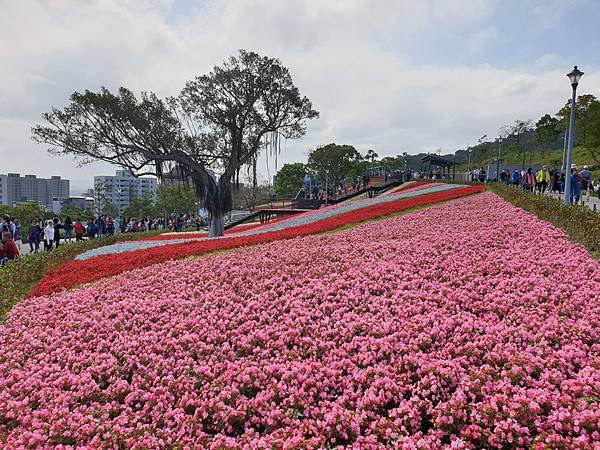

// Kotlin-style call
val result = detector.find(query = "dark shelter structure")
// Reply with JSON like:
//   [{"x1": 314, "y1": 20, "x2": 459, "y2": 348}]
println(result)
[{"x1": 420, "y1": 154, "x2": 458, "y2": 180}]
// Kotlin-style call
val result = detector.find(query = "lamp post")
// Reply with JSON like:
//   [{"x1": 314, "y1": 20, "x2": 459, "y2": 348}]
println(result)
[
  {"x1": 466, "y1": 145, "x2": 471, "y2": 171},
  {"x1": 325, "y1": 169, "x2": 329, "y2": 206},
  {"x1": 561, "y1": 129, "x2": 567, "y2": 175},
  {"x1": 496, "y1": 137, "x2": 502, "y2": 182},
  {"x1": 564, "y1": 66, "x2": 584, "y2": 204}
]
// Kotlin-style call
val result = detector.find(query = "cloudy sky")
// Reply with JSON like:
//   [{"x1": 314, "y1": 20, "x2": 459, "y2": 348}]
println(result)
[{"x1": 1, "y1": 0, "x2": 599, "y2": 193}]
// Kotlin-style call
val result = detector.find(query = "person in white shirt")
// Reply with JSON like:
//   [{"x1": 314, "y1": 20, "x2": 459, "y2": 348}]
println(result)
[{"x1": 44, "y1": 220, "x2": 55, "y2": 252}]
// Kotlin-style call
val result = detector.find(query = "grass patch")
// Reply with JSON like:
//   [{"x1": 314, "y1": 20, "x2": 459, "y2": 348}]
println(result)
[
  {"x1": 0, "y1": 230, "x2": 162, "y2": 321},
  {"x1": 488, "y1": 183, "x2": 600, "y2": 261}
]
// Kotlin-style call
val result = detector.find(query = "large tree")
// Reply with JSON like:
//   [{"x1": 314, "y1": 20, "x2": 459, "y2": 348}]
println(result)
[
  {"x1": 557, "y1": 94, "x2": 600, "y2": 163},
  {"x1": 155, "y1": 184, "x2": 197, "y2": 217},
  {"x1": 307, "y1": 143, "x2": 362, "y2": 187},
  {"x1": 32, "y1": 50, "x2": 318, "y2": 236},
  {"x1": 509, "y1": 119, "x2": 534, "y2": 168},
  {"x1": 274, "y1": 163, "x2": 307, "y2": 196},
  {"x1": 534, "y1": 114, "x2": 560, "y2": 158},
  {"x1": 123, "y1": 191, "x2": 157, "y2": 219},
  {"x1": 583, "y1": 101, "x2": 600, "y2": 163}
]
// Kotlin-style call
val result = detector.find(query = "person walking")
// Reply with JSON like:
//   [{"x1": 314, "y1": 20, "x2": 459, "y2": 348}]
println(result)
[
  {"x1": 559, "y1": 170, "x2": 566, "y2": 194},
  {"x1": 500, "y1": 170, "x2": 507, "y2": 184},
  {"x1": 536, "y1": 166, "x2": 550, "y2": 194},
  {"x1": 74, "y1": 218, "x2": 86, "y2": 241},
  {"x1": 13, "y1": 218, "x2": 22, "y2": 251},
  {"x1": 63, "y1": 216, "x2": 74, "y2": 243},
  {"x1": 106, "y1": 217, "x2": 115, "y2": 236},
  {"x1": 580, "y1": 165, "x2": 593, "y2": 192},
  {"x1": 95, "y1": 216, "x2": 105, "y2": 238},
  {"x1": 523, "y1": 168, "x2": 536, "y2": 192},
  {"x1": 28, "y1": 219, "x2": 42, "y2": 253},
  {"x1": 44, "y1": 220, "x2": 55, "y2": 251},
  {"x1": 87, "y1": 219, "x2": 98, "y2": 239},
  {"x1": 550, "y1": 169, "x2": 561, "y2": 193},
  {"x1": 2, "y1": 215, "x2": 15, "y2": 240},
  {"x1": 52, "y1": 216, "x2": 62, "y2": 248},
  {"x1": 511, "y1": 169, "x2": 521, "y2": 186},
  {"x1": 570, "y1": 165, "x2": 582, "y2": 204},
  {"x1": 478, "y1": 167, "x2": 486, "y2": 182}
]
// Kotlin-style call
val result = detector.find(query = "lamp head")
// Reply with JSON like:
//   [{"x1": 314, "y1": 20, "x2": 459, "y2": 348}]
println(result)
[{"x1": 567, "y1": 66, "x2": 584, "y2": 87}]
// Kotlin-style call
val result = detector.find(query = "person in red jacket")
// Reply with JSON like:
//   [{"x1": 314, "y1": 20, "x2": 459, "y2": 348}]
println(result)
[
  {"x1": 74, "y1": 218, "x2": 86, "y2": 241},
  {"x1": 0, "y1": 239, "x2": 19, "y2": 266}
]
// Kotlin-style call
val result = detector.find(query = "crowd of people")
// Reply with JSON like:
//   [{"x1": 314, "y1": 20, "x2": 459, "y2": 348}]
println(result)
[
  {"x1": 0, "y1": 213, "x2": 205, "y2": 267},
  {"x1": 297, "y1": 175, "x2": 373, "y2": 202},
  {"x1": 499, "y1": 164, "x2": 598, "y2": 202}
]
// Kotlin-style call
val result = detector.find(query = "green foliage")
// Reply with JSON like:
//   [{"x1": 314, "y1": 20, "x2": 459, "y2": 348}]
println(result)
[
  {"x1": 32, "y1": 50, "x2": 318, "y2": 236},
  {"x1": 346, "y1": 161, "x2": 370, "y2": 180},
  {"x1": 534, "y1": 114, "x2": 560, "y2": 158},
  {"x1": 307, "y1": 143, "x2": 362, "y2": 186},
  {"x1": 365, "y1": 149, "x2": 379, "y2": 163},
  {"x1": 581, "y1": 101, "x2": 600, "y2": 163},
  {"x1": 123, "y1": 191, "x2": 156, "y2": 218},
  {"x1": 488, "y1": 183, "x2": 600, "y2": 260},
  {"x1": 155, "y1": 184, "x2": 197, "y2": 216},
  {"x1": 60, "y1": 207, "x2": 90, "y2": 221},
  {"x1": 0, "y1": 203, "x2": 48, "y2": 241},
  {"x1": 274, "y1": 163, "x2": 307, "y2": 196},
  {"x1": 556, "y1": 94, "x2": 600, "y2": 163},
  {"x1": 94, "y1": 182, "x2": 120, "y2": 217},
  {"x1": 0, "y1": 229, "x2": 162, "y2": 321}
]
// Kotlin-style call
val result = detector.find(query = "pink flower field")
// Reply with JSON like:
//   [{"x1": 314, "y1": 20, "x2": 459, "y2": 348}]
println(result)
[{"x1": 1, "y1": 193, "x2": 599, "y2": 448}]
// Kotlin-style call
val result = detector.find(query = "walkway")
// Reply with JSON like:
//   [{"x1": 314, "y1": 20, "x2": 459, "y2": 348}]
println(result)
[{"x1": 545, "y1": 191, "x2": 600, "y2": 212}]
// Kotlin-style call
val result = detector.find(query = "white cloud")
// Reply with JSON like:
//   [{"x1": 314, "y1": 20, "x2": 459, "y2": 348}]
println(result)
[
  {"x1": 467, "y1": 26, "x2": 498, "y2": 53},
  {"x1": 1, "y1": 0, "x2": 599, "y2": 191}
]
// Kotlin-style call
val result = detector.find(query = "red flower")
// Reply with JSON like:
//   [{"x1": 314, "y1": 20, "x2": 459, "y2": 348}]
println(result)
[{"x1": 30, "y1": 186, "x2": 484, "y2": 297}]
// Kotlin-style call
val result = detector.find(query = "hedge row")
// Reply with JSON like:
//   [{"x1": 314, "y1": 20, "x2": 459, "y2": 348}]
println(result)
[
  {"x1": 488, "y1": 183, "x2": 600, "y2": 260},
  {"x1": 0, "y1": 231, "x2": 162, "y2": 320}
]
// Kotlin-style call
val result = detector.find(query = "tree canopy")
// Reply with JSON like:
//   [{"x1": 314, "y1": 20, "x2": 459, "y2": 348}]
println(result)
[
  {"x1": 123, "y1": 191, "x2": 157, "y2": 219},
  {"x1": 32, "y1": 50, "x2": 318, "y2": 236},
  {"x1": 274, "y1": 163, "x2": 307, "y2": 196},
  {"x1": 155, "y1": 184, "x2": 197, "y2": 216},
  {"x1": 557, "y1": 94, "x2": 600, "y2": 163},
  {"x1": 534, "y1": 114, "x2": 560, "y2": 158},
  {"x1": 307, "y1": 144, "x2": 362, "y2": 186},
  {"x1": 0, "y1": 203, "x2": 47, "y2": 232}
]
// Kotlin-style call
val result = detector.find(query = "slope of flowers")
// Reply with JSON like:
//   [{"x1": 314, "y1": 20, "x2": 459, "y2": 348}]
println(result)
[
  {"x1": 2, "y1": 193, "x2": 599, "y2": 448},
  {"x1": 30, "y1": 185, "x2": 482, "y2": 297},
  {"x1": 75, "y1": 183, "x2": 457, "y2": 261}
]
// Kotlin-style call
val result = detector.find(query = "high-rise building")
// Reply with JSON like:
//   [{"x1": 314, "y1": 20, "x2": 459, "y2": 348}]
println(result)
[
  {"x1": 94, "y1": 170, "x2": 158, "y2": 212},
  {"x1": 0, "y1": 173, "x2": 69, "y2": 207},
  {"x1": 0, "y1": 174, "x2": 7, "y2": 205}
]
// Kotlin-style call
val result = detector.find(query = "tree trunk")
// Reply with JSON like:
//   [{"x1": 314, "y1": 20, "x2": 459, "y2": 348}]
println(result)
[
  {"x1": 208, "y1": 213, "x2": 224, "y2": 237},
  {"x1": 190, "y1": 170, "x2": 232, "y2": 238}
]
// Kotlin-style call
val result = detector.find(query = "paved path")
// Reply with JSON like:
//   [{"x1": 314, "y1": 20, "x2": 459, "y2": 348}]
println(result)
[{"x1": 545, "y1": 191, "x2": 600, "y2": 212}]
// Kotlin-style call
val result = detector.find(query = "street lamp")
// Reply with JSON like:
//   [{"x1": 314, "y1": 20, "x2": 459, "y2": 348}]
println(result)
[
  {"x1": 465, "y1": 144, "x2": 471, "y2": 171},
  {"x1": 496, "y1": 137, "x2": 503, "y2": 182},
  {"x1": 564, "y1": 65, "x2": 584, "y2": 204},
  {"x1": 325, "y1": 169, "x2": 329, "y2": 206}
]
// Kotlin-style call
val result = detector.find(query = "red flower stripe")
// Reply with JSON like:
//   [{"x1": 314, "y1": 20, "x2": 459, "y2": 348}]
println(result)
[
  {"x1": 140, "y1": 220, "x2": 279, "y2": 241},
  {"x1": 30, "y1": 185, "x2": 484, "y2": 297}
]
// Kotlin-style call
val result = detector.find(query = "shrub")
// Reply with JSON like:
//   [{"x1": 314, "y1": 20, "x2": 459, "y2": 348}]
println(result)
[{"x1": 487, "y1": 183, "x2": 600, "y2": 260}]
